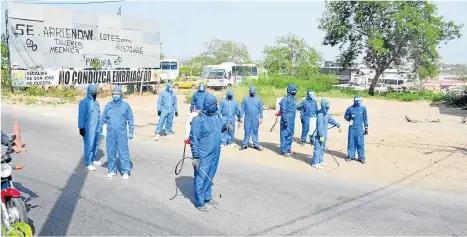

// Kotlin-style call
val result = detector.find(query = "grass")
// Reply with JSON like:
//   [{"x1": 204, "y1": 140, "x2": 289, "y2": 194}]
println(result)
[{"x1": 2, "y1": 85, "x2": 80, "y2": 104}]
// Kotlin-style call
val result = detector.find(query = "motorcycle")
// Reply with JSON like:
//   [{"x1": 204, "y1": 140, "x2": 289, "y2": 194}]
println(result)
[{"x1": 1, "y1": 134, "x2": 29, "y2": 231}]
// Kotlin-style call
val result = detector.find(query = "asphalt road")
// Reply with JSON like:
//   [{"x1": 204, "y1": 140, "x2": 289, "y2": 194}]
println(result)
[{"x1": 1, "y1": 105, "x2": 466, "y2": 236}]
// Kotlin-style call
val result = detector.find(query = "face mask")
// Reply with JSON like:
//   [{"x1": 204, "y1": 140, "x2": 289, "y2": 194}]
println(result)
[
  {"x1": 207, "y1": 102, "x2": 218, "y2": 114},
  {"x1": 290, "y1": 91, "x2": 297, "y2": 96},
  {"x1": 227, "y1": 95, "x2": 233, "y2": 100},
  {"x1": 199, "y1": 85, "x2": 205, "y2": 91},
  {"x1": 112, "y1": 94, "x2": 121, "y2": 102},
  {"x1": 250, "y1": 93, "x2": 255, "y2": 97},
  {"x1": 91, "y1": 91, "x2": 97, "y2": 100},
  {"x1": 355, "y1": 99, "x2": 362, "y2": 106},
  {"x1": 168, "y1": 87, "x2": 173, "y2": 92}
]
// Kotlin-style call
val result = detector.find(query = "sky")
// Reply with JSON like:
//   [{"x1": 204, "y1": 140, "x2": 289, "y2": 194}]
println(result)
[{"x1": 1, "y1": 0, "x2": 467, "y2": 64}]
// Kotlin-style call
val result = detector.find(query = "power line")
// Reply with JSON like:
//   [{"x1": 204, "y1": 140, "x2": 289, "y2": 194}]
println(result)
[{"x1": 5, "y1": 0, "x2": 124, "y2": 5}]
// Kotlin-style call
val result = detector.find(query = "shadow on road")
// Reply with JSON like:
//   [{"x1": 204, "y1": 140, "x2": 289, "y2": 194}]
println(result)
[
  {"x1": 101, "y1": 160, "x2": 134, "y2": 171},
  {"x1": 39, "y1": 157, "x2": 88, "y2": 236},
  {"x1": 13, "y1": 182, "x2": 39, "y2": 212},
  {"x1": 170, "y1": 176, "x2": 195, "y2": 205},
  {"x1": 12, "y1": 182, "x2": 39, "y2": 235}
]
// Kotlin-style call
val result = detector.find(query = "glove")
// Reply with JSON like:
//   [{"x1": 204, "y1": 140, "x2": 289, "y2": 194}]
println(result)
[
  {"x1": 319, "y1": 136, "x2": 325, "y2": 143},
  {"x1": 338, "y1": 127, "x2": 343, "y2": 133},
  {"x1": 128, "y1": 134, "x2": 134, "y2": 140},
  {"x1": 283, "y1": 121, "x2": 288, "y2": 128},
  {"x1": 192, "y1": 158, "x2": 200, "y2": 168},
  {"x1": 175, "y1": 112, "x2": 178, "y2": 117},
  {"x1": 79, "y1": 128, "x2": 85, "y2": 137},
  {"x1": 158, "y1": 111, "x2": 161, "y2": 116},
  {"x1": 364, "y1": 127, "x2": 368, "y2": 135}
]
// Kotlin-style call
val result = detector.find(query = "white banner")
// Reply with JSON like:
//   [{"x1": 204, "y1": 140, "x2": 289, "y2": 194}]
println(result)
[{"x1": 58, "y1": 69, "x2": 156, "y2": 85}]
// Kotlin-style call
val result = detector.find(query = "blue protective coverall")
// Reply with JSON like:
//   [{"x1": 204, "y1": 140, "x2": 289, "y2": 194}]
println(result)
[
  {"x1": 241, "y1": 85, "x2": 264, "y2": 148},
  {"x1": 78, "y1": 85, "x2": 101, "y2": 167},
  {"x1": 99, "y1": 86, "x2": 135, "y2": 175},
  {"x1": 311, "y1": 98, "x2": 341, "y2": 166},
  {"x1": 297, "y1": 89, "x2": 319, "y2": 143},
  {"x1": 344, "y1": 95, "x2": 368, "y2": 162},
  {"x1": 279, "y1": 84, "x2": 297, "y2": 154},
  {"x1": 219, "y1": 90, "x2": 241, "y2": 146},
  {"x1": 190, "y1": 83, "x2": 207, "y2": 112},
  {"x1": 190, "y1": 93, "x2": 222, "y2": 207},
  {"x1": 156, "y1": 83, "x2": 178, "y2": 135}
]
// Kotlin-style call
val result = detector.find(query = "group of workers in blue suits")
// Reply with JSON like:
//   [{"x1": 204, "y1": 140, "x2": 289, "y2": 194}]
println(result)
[
  {"x1": 78, "y1": 85, "x2": 134, "y2": 180},
  {"x1": 278, "y1": 86, "x2": 368, "y2": 169},
  {"x1": 78, "y1": 81, "x2": 368, "y2": 211}
]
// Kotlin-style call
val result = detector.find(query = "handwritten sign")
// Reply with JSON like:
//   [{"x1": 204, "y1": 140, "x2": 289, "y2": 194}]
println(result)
[{"x1": 7, "y1": 1, "x2": 161, "y2": 69}]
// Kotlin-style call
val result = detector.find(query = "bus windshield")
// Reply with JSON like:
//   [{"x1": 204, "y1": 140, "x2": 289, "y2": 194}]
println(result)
[
  {"x1": 161, "y1": 62, "x2": 171, "y2": 70},
  {"x1": 201, "y1": 67, "x2": 213, "y2": 78},
  {"x1": 207, "y1": 69, "x2": 225, "y2": 79},
  {"x1": 170, "y1": 62, "x2": 178, "y2": 70},
  {"x1": 160, "y1": 61, "x2": 178, "y2": 70}
]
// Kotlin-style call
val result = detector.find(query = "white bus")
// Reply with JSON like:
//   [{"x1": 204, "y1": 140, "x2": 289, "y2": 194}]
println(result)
[
  {"x1": 159, "y1": 59, "x2": 179, "y2": 82},
  {"x1": 206, "y1": 63, "x2": 258, "y2": 89},
  {"x1": 232, "y1": 64, "x2": 258, "y2": 83}
]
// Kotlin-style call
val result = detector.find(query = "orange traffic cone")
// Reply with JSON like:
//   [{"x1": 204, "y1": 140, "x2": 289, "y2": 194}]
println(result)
[{"x1": 12, "y1": 121, "x2": 26, "y2": 152}]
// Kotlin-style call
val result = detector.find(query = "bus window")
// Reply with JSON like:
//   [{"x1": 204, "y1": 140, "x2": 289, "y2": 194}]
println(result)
[
  {"x1": 161, "y1": 62, "x2": 171, "y2": 70},
  {"x1": 170, "y1": 62, "x2": 178, "y2": 70},
  {"x1": 252, "y1": 67, "x2": 258, "y2": 76}
]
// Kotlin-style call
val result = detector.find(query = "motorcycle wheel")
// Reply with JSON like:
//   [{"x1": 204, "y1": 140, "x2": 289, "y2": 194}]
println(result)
[{"x1": 6, "y1": 198, "x2": 28, "y2": 224}]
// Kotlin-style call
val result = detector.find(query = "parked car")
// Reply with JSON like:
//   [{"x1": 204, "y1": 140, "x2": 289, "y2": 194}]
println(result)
[{"x1": 173, "y1": 77, "x2": 207, "y2": 89}]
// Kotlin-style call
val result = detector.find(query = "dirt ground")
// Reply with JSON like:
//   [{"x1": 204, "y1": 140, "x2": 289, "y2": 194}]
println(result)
[{"x1": 2, "y1": 91, "x2": 467, "y2": 194}]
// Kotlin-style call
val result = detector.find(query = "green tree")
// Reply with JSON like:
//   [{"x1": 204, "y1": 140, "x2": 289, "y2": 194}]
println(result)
[
  {"x1": 319, "y1": 1, "x2": 463, "y2": 95},
  {"x1": 190, "y1": 38, "x2": 252, "y2": 66},
  {"x1": 179, "y1": 65, "x2": 202, "y2": 76},
  {"x1": 1, "y1": 34, "x2": 12, "y2": 92},
  {"x1": 263, "y1": 33, "x2": 323, "y2": 78}
]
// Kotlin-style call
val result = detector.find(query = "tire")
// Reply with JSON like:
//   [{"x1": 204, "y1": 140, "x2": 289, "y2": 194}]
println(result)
[
  {"x1": 6, "y1": 198, "x2": 28, "y2": 224},
  {"x1": 192, "y1": 84, "x2": 196, "y2": 89}
]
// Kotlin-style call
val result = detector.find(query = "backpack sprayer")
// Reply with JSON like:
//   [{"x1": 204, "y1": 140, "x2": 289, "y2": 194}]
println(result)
[
  {"x1": 170, "y1": 110, "x2": 222, "y2": 201},
  {"x1": 270, "y1": 97, "x2": 283, "y2": 132}
]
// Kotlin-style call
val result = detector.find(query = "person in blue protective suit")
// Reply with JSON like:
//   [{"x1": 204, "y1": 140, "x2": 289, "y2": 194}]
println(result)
[
  {"x1": 190, "y1": 82, "x2": 207, "y2": 112},
  {"x1": 239, "y1": 85, "x2": 264, "y2": 151},
  {"x1": 155, "y1": 83, "x2": 178, "y2": 141},
  {"x1": 279, "y1": 84, "x2": 298, "y2": 157},
  {"x1": 190, "y1": 93, "x2": 222, "y2": 211},
  {"x1": 344, "y1": 95, "x2": 368, "y2": 164},
  {"x1": 78, "y1": 84, "x2": 101, "y2": 171},
  {"x1": 311, "y1": 98, "x2": 343, "y2": 169},
  {"x1": 219, "y1": 90, "x2": 242, "y2": 148},
  {"x1": 99, "y1": 86, "x2": 135, "y2": 180},
  {"x1": 297, "y1": 89, "x2": 319, "y2": 146}
]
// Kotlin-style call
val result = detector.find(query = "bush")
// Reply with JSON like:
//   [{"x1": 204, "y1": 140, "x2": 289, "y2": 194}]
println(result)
[{"x1": 229, "y1": 74, "x2": 339, "y2": 109}]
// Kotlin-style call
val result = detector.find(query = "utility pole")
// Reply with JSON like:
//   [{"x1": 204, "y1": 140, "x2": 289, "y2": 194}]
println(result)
[
  {"x1": 118, "y1": 6, "x2": 121, "y2": 16},
  {"x1": 5, "y1": 9, "x2": 13, "y2": 91}
]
